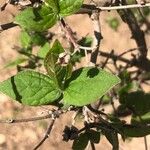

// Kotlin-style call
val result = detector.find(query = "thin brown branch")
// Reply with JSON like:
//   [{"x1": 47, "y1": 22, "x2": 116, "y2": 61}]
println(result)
[
  {"x1": 33, "y1": 118, "x2": 56, "y2": 150},
  {"x1": 89, "y1": 10, "x2": 103, "y2": 110},
  {"x1": 118, "y1": 47, "x2": 138, "y2": 57},
  {"x1": 90, "y1": 10, "x2": 103, "y2": 65},
  {"x1": 87, "y1": 105, "x2": 109, "y2": 117},
  {"x1": 99, "y1": 50, "x2": 150, "y2": 71},
  {"x1": 0, "y1": 109, "x2": 62, "y2": 124},
  {"x1": 118, "y1": 0, "x2": 148, "y2": 58},
  {"x1": 0, "y1": 114, "x2": 52, "y2": 124},
  {"x1": 98, "y1": 2, "x2": 150, "y2": 10},
  {"x1": 144, "y1": 136, "x2": 148, "y2": 150},
  {"x1": 78, "y1": 3, "x2": 150, "y2": 14},
  {"x1": 101, "y1": 50, "x2": 114, "y2": 68},
  {"x1": 90, "y1": 141, "x2": 96, "y2": 150},
  {"x1": 60, "y1": 18, "x2": 78, "y2": 51}
]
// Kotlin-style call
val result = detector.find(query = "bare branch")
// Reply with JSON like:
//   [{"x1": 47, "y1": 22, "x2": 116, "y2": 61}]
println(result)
[
  {"x1": 90, "y1": 10, "x2": 102, "y2": 65},
  {"x1": 0, "y1": 114, "x2": 52, "y2": 124},
  {"x1": 118, "y1": 0, "x2": 148, "y2": 58},
  {"x1": 90, "y1": 141, "x2": 96, "y2": 150},
  {"x1": 0, "y1": 109, "x2": 62, "y2": 124},
  {"x1": 33, "y1": 118, "x2": 56, "y2": 150},
  {"x1": 98, "y1": 2, "x2": 150, "y2": 10},
  {"x1": 99, "y1": 50, "x2": 150, "y2": 71},
  {"x1": 78, "y1": 3, "x2": 150, "y2": 14},
  {"x1": 144, "y1": 136, "x2": 148, "y2": 150}
]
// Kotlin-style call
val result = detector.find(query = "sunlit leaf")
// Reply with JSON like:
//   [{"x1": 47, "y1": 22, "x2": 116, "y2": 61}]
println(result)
[
  {"x1": 64, "y1": 67, "x2": 120, "y2": 106},
  {"x1": 0, "y1": 71, "x2": 61, "y2": 106}
]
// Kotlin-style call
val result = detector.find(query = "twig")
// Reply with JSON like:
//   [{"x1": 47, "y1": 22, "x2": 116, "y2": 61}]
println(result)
[
  {"x1": 98, "y1": 2, "x2": 150, "y2": 10},
  {"x1": 0, "y1": 109, "x2": 62, "y2": 124},
  {"x1": 79, "y1": 46, "x2": 96, "y2": 51},
  {"x1": 60, "y1": 18, "x2": 96, "y2": 56},
  {"x1": 79, "y1": 3, "x2": 150, "y2": 14},
  {"x1": 0, "y1": 114, "x2": 52, "y2": 124},
  {"x1": 99, "y1": 50, "x2": 150, "y2": 71},
  {"x1": 118, "y1": 47, "x2": 138, "y2": 57},
  {"x1": 90, "y1": 10, "x2": 102, "y2": 65},
  {"x1": 87, "y1": 105, "x2": 109, "y2": 117},
  {"x1": 60, "y1": 18, "x2": 78, "y2": 51},
  {"x1": 33, "y1": 118, "x2": 56, "y2": 150},
  {"x1": 90, "y1": 141, "x2": 96, "y2": 150},
  {"x1": 118, "y1": 0, "x2": 148, "y2": 58},
  {"x1": 144, "y1": 136, "x2": 148, "y2": 150},
  {"x1": 110, "y1": 94, "x2": 117, "y2": 114},
  {"x1": 101, "y1": 50, "x2": 114, "y2": 68}
]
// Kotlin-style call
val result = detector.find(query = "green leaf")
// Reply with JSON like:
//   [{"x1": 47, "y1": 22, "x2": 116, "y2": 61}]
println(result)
[
  {"x1": 44, "y1": 40, "x2": 64, "y2": 77},
  {"x1": 38, "y1": 42, "x2": 50, "y2": 58},
  {"x1": 118, "y1": 83, "x2": 133, "y2": 96},
  {"x1": 131, "y1": 112, "x2": 150, "y2": 124},
  {"x1": 119, "y1": 91, "x2": 150, "y2": 115},
  {"x1": 88, "y1": 130, "x2": 101, "y2": 144},
  {"x1": 64, "y1": 67, "x2": 120, "y2": 106},
  {"x1": 45, "y1": 0, "x2": 59, "y2": 14},
  {"x1": 0, "y1": 70, "x2": 61, "y2": 106},
  {"x1": 101, "y1": 94, "x2": 111, "y2": 104},
  {"x1": 15, "y1": 5, "x2": 57, "y2": 32},
  {"x1": 72, "y1": 130, "x2": 100, "y2": 150},
  {"x1": 122, "y1": 125, "x2": 150, "y2": 137},
  {"x1": 59, "y1": 0, "x2": 84, "y2": 17},
  {"x1": 20, "y1": 31, "x2": 31, "y2": 48},
  {"x1": 112, "y1": 123, "x2": 150, "y2": 137},
  {"x1": 50, "y1": 39, "x2": 64, "y2": 54},
  {"x1": 78, "y1": 36, "x2": 93, "y2": 47},
  {"x1": 15, "y1": 0, "x2": 83, "y2": 32},
  {"x1": 102, "y1": 130, "x2": 119, "y2": 150},
  {"x1": 64, "y1": 63, "x2": 73, "y2": 81},
  {"x1": 72, "y1": 132, "x2": 89, "y2": 150},
  {"x1": 30, "y1": 32, "x2": 47, "y2": 46},
  {"x1": 44, "y1": 40, "x2": 68, "y2": 89}
]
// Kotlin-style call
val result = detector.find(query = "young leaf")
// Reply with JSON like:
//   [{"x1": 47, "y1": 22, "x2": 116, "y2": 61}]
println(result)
[
  {"x1": 44, "y1": 40, "x2": 65, "y2": 78},
  {"x1": 38, "y1": 42, "x2": 51, "y2": 58},
  {"x1": 119, "y1": 91, "x2": 150, "y2": 115},
  {"x1": 0, "y1": 71, "x2": 61, "y2": 106},
  {"x1": 131, "y1": 112, "x2": 150, "y2": 124},
  {"x1": 64, "y1": 67, "x2": 120, "y2": 106},
  {"x1": 59, "y1": 0, "x2": 84, "y2": 17},
  {"x1": 20, "y1": 31, "x2": 31, "y2": 48},
  {"x1": 44, "y1": 40, "x2": 71, "y2": 89},
  {"x1": 15, "y1": 5, "x2": 58, "y2": 32}
]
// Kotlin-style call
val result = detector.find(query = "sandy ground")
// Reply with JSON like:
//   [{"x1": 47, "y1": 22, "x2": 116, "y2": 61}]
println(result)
[{"x1": 0, "y1": 2, "x2": 150, "y2": 150}]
